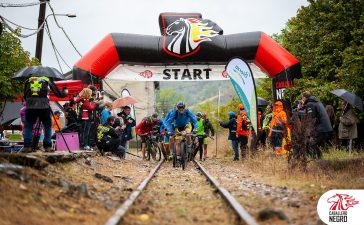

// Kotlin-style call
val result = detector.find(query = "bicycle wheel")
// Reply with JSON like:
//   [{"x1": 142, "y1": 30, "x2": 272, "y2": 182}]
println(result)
[
  {"x1": 160, "y1": 143, "x2": 168, "y2": 160},
  {"x1": 151, "y1": 143, "x2": 162, "y2": 161},
  {"x1": 188, "y1": 143, "x2": 196, "y2": 161},
  {"x1": 146, "y1": 143, "x2": 151, "y2": 161},
  {"x1": 172, "y1": 141, "x2": 177, "y2": 167},
  {"x1": 180, "y1": 141, "x2": 186, "y2": 170}
]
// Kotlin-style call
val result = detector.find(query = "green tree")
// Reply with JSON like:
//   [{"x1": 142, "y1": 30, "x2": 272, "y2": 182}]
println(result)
[
  {"x1": 274, "y1": 0, "x2": 364, "y2": 104},
  {"x1": 0, "y1": 28, "x2": 39, "y2": 100},
  {"x1": 155, "y1": 88, "x2": 186, "y2": 117}
]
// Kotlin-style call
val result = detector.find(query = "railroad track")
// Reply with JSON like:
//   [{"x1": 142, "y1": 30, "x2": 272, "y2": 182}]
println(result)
[{"x1": 104, "y1": 160, "x2": 259, "y2": 225}]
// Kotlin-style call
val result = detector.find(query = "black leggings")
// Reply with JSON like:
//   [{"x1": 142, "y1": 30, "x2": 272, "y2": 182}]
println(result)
[{"x1": 194, "y1": 137, "x2": 204, "y2": 160}]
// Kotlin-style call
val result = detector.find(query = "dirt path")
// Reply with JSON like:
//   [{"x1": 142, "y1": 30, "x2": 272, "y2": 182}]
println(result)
[
  {"x1": 0, "y1": 156, "x2": 157, "y2": 225},
  {"x1": 202, "y1": 159, "x2": 320, "y2": 225},
  {"x1": 121, "y1": 162, "x2": 241, "y2": 225}
]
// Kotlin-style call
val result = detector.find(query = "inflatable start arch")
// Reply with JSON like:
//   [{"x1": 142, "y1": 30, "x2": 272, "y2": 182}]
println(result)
[{"x1": 73, "y1": 13, "x2": 301, "y2": 100}]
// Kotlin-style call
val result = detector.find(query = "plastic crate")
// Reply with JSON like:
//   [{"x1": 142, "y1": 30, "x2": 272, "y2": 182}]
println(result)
[{"x1": 56, "y1": 132, "x2": 80, "y2": 151}]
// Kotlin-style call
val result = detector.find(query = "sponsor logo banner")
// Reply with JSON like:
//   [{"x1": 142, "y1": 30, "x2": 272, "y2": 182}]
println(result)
[
  {"x1": 106, "y1": 64, "x2": 267, "y2": 82},
  {"x1": 317, "y1": 189, "x2": 363, "y2": 225},
  {"x1": 226, "y1": 58, "x2": 258, "y2": 132},
  {"x1": 159, "y1": 14, "x2": 223, "y2": 58}
]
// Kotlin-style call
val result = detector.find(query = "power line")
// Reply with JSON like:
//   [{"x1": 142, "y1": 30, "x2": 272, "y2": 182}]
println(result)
[
  {"x1": 0, "y1": 15, "x2": 45, "y2": 37},
  {"x1": 44, "y1": 22, "x2": 64, "y2": 74},
  {"x1": 44, "y1": 22, "x2": 72, "y2": 70},
  {"x1": 0, "y1": 15, "x2": 40, "y2": 30},
  {"x1": 0, "y1": 1, "x2": 44, "y2": 7},
  {"x1": 103, "y1": 79, "x2": 122, "y2": 98},
  {"x1": 47, "y1": 1, "x2": 82, "y2": 57}
]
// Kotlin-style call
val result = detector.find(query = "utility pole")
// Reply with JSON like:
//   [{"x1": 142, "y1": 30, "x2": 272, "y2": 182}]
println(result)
[{"x1": 35, "y1": 0, "x2": 49, "y2": 62}]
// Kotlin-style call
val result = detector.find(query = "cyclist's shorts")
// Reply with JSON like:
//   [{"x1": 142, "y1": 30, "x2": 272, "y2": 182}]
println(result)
[
  {"x1": 203, "y1": 137, "x2": 208, "y2": 145},
  {"x1": 164, "y1": 135, "x2": 170, "y2": 144},
  {"x1": 174, "y1": 124, "x2": 191, "y2": 140}
]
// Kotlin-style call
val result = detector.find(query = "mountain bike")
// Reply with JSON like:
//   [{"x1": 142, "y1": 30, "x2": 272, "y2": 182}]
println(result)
[
  {"x1": 139, "y1": 133, "x2": 162, "y2": 161},
  {"x1": 170, "y1": 131, "x2": 195, "y2": 170}
]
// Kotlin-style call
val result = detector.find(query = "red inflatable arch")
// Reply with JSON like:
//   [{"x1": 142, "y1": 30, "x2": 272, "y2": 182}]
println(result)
[{"x1": 73, "y1": 13, "x2": 301, "y2": 99}]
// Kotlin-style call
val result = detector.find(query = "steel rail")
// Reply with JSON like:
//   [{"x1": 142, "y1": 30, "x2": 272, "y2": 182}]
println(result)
[
  {"x1": 104, "y1": 160, "x2": 164, "y2": 225},
  {"x1": 194, "y1": 160, "x2": 260, "y2": 225}
]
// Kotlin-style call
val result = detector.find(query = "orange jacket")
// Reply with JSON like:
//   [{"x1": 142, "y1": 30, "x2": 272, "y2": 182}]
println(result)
[
  {"x1": 236, "y1": 110, "x2": 250, "y2": 136},
  {"x1": 52, "y1": 115, "x2": 62, "y2": 131},
  {"x1": 269, "y1": 101, "x2": 288, "y2": 136}
]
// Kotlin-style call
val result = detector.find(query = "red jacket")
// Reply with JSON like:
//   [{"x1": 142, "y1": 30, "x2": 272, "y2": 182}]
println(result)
[
  {"x1": 136, "y1": 119, "x2": 154, "y2": 135},
  {"x1": 75, "y1": 97, "x2": 96, "y2": 120},
  {"x1": 236, "y1": 110, "x2": 250, "y2": 136}
]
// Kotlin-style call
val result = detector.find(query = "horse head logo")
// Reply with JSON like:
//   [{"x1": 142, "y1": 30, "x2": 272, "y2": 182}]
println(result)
[
  {"x1": 164, "y1": 18, "x2": 220, "y2": 58},
  {"x1": 327, "y1": 193, "x2": 359, "y2": 211}
]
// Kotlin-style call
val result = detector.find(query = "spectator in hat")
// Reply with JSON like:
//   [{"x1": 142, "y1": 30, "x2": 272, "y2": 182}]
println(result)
[
  {"x1": 236, "y1": 103, "x2": 250, "y2": 159},
  {"x1": 219, "y1": 112, "x2": 239, "y2": 161},
  {"x1": 269, "y1": 101, "x2": 288, "y2": 155},
  {"x1": 51, "y1": 110, "x2": 62, "y2": 132}
]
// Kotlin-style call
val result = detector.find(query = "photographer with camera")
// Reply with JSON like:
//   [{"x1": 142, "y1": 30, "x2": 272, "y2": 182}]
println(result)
[
  {"x1": 21, "y1": 76, "x2": 68, "y2": 153},
  {"x1": 96, "y1": 116, "x2": 124, "y2": 158}
]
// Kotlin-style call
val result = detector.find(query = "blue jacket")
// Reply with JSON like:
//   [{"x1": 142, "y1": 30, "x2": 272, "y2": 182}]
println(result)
[
  {"x1": 219, "y1": 115, "x2": 237, "y2": 140},
  {"x1": 165, "y1": 109, "x2": 198, "y2": 133},
  {"x1": 100, "y1": 109, "x2": 111, "y2": 124}
]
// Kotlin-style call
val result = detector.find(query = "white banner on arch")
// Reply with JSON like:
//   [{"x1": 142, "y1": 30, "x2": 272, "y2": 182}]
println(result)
[{"x1": 106, "y1": 64, "x2": 267, "y2": 82}]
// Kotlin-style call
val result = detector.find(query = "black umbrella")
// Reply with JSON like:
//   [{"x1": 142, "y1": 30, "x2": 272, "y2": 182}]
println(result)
[
  {"x1": 12, "y1": 66, "x2": 65, "y2": 80},
  {"x1": 257, "y1": 97, "x2": 269, "y2": 107},
  {"x1": 330, "y1": 89, "x2": 363, "y2": 111}
]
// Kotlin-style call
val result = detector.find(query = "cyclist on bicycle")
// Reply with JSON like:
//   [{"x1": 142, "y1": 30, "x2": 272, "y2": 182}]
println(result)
[
  {"x1": 165, "y1": 101, "x2": 198, "y2": 161},
  {"x1": 136, "y1": 116, "x2": 156, "y2": 160},
  {"x1": 151, "y1": 113, "x2": 164, "y2": 137}
]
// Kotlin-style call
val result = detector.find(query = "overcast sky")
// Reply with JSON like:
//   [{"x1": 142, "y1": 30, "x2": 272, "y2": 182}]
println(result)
[{"x1": 1, "y1": 0, "x2": 308, "y2": 73}]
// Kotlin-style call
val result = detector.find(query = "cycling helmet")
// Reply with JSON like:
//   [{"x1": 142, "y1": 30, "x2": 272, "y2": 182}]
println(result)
[
  {"x1": 152, "y1": 113, "x2": 158, "y2": 118},
  {"x1": 144, "y1": 116, "x2": 152, "y2": 123},
  {"x1": 196, "y1": 112, "x2": 202, "y2": 118},
  {"x1": 176, "y1": 101, "x2": 185, "y2": 109}
]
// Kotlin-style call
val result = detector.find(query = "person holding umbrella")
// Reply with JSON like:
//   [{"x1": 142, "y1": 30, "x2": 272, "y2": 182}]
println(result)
[
  {"x1": 338, "y1": 100, "x2": 359, "y2": 152},
  {"x1": 17, "y1": 71, "x2": 68, "y2": 153},
  {"x1": 330, "y1": 89, "x2": 363, "y2": 152}
]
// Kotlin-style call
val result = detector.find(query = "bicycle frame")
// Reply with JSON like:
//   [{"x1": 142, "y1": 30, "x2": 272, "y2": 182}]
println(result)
[
  {"x1": 139, "y1": 133, "x2": 162, "y2": 161},
  {"x1": 169, "y1": 131, "x2": 196, "y2": 169}
]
